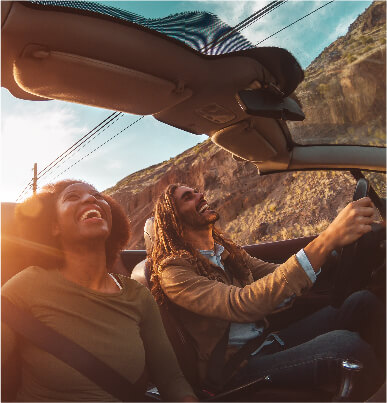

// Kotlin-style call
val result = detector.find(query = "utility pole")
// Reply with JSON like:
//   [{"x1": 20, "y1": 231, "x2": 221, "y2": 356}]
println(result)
[{"x1": 32, "y1": 163, "x2": 37, "y2": 194}]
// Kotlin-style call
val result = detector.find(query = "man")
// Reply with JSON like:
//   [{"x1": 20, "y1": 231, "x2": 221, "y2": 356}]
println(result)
[{"x1": 150, "y1": 184, "x2": 384, "y2": 399}]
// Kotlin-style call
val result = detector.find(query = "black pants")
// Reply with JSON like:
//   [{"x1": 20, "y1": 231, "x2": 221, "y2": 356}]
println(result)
[{"x1": 232, "y1": 290, "x2": 385, "y2": 400}]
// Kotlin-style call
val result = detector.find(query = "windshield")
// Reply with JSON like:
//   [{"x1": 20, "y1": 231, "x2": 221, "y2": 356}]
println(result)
[{"x1": 2, "y1": 1, "x2": 384, "y2": 203}]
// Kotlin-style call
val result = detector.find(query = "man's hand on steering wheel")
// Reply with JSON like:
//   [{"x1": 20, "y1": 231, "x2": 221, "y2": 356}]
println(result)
[
  {"x1": 302, "y1": 197, "x2": 377, "y2": 276},
  {"x1": 323, "y1": 197, "x2": 376, "y2": 250},
  {"x1": 301, "y1": 178, "x2": 382, "y2": 308}
]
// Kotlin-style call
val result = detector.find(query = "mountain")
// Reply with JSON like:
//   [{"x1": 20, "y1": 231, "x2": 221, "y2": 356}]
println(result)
[
  {"x1": 105, "y1": 1, "x2": 386, "y2": 250},
  {"x1": 288, "y1": 0, "x2": 386, "y2": 146}
]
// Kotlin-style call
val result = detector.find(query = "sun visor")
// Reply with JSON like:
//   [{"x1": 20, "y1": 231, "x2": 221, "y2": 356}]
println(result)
[
  {"x1": 13, "y1": 45, "x2": 192, "y2": 115},
  {"x1": 211, "y1": 121, "x2": 278, "y2": 162}
]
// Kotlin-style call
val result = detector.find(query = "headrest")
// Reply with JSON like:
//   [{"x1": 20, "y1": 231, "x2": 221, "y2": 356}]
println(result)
[{"x1": 144, "y1": 217, "x2": 155, "y2": 254}]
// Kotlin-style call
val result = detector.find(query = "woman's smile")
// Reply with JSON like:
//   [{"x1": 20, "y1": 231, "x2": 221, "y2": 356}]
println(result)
[{"x1": 55, "y1": 183, "x2": 112, "y2": 242}]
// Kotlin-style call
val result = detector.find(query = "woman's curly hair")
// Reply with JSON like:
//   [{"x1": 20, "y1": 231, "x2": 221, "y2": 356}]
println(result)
[
  {"x1": 151, "y1": 183, "x2": 251, "y2": 304},
  {"x1": 15, "y1": 179, "x2": 130, "y2": 270}
]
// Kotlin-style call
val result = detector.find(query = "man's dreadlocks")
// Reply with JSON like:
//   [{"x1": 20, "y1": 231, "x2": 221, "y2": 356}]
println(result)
[{"x1": 151, "y1": 183, "x2": 251, "y2": 304}]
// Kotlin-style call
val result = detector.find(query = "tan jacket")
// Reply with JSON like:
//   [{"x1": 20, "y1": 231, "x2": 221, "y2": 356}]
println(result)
[{"x1": 159, "y1": 248, "x2": 313, "y2": 380}]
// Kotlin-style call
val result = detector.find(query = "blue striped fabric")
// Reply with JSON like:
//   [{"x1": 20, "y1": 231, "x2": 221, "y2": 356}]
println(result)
[{"x1": 29, "y1": 1, "x2": 254, "y2": 54}]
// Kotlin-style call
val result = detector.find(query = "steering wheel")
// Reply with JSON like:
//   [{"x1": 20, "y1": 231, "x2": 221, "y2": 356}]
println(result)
[{"x1": 330, "y1": 178, "x2": 370, "y2": 308}]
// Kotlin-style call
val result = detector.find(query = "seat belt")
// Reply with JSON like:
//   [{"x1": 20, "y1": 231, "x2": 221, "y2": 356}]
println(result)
[
  {"x1": 1, "y1": 296, "x2": 146, "y2": 402},
  {"x1": 203, "y1": 326, "x2": 272, "y2": 393},
  {"x1": 222, "y1": 329, "x2": 271, "y2": 384}
]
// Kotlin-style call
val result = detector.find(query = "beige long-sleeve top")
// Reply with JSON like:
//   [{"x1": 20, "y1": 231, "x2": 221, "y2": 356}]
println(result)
[
  {"x1": 159, "y1": 248, "x2": 313, "y2": 379},
  {"x1": 2, "y1": 266, "x2": 194, "y2": 402}
]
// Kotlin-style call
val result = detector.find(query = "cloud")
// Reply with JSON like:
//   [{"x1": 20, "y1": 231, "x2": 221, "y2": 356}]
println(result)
[
  {"x1": 202, "y1": 0, "x2": 324, "y2": 65},
  {"x1": 208, "y1": 1, "x2": 266, "y2": 26},
  {"x1": 1, "y1": 98, "x2": 88, "y2": 201},
  {"x1": 199, "y1": 1, "x2": 364, "y2": 68}
]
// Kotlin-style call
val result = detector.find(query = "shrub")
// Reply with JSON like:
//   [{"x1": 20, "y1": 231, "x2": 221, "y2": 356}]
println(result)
[
  {"x1": 360, "y1": 35, "x2": 373, "y2": 45},
  {"x1": 317, "y1": 83, "x2": 328, "y2": 95},
  {"x1": 268, "y1": 203, "x2": 276, "y2": 212}
]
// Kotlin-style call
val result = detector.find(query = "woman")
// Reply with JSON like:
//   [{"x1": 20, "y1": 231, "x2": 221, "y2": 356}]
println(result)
[{"x1": 2, "y1": 179, "x2": 197, "y2": 402}]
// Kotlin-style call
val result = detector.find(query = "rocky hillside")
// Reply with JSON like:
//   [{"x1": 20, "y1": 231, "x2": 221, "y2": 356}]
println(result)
[
  {"x1": 288, "y1": 1, "x2": 386, "y2": 146},
  {"x1": 106, "y1": 2, "x2": 385, "y2": 249}
]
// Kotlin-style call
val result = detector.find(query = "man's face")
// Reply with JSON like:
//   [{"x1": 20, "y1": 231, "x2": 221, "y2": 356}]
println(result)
[{"x1": 174, "y1": 186, "x2": 219, "y2": 230}]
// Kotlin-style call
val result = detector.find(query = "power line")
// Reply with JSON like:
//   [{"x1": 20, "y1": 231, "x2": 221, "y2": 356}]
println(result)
[
  {"x1": 15, "y1": 112, "x2": 123, "y2": 201},
  {"x1": 17, "y1": 115, "x2": 136, "y2": 199},
  {"x1": 37, "y1": 112, "x2": 123, "y2": 180},
  {"x1": 40, "y1": 113, "x2": 123, "y2": 182},
  {"x1": 255, "y1": 0, "x2": 335, "y2": 46},
  {"x1": 229, "y1": 1, "x2": 287, "y2": 34},
  {"x1": 16, "y1": 180, "x2": 33, "y2": 202},
  {"x1": 202, "y1": 1, "x2": 287, "y2": 53},
  {"x1": 51, "y1": 116, "x2": 144, "y2": 181}
]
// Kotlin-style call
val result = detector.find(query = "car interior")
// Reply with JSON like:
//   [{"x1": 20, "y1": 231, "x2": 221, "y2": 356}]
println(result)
[{"x1": 1, "y1": 1, "x2": 386, "y2": 402}]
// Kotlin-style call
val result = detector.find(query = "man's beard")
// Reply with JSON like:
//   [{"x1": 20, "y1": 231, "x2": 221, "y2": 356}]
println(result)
[{"x1": 181, "y1": 209, "x2": 219, "y2": 229}]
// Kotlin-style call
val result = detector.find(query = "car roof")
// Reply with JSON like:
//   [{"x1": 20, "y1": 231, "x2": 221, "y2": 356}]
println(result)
[{"x1": 1, "y1": 1, "x2": 385, "y2": 173}]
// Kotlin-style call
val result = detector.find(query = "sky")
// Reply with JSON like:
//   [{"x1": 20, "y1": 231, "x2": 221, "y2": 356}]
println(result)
[{"x1": 1, "y1": 0, "x2": 372, "y2": 202}]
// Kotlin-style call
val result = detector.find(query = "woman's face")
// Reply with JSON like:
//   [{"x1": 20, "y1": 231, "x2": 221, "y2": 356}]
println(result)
[{"x1": 53, "y1": 182, "x2": 113, "y2": 245}]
